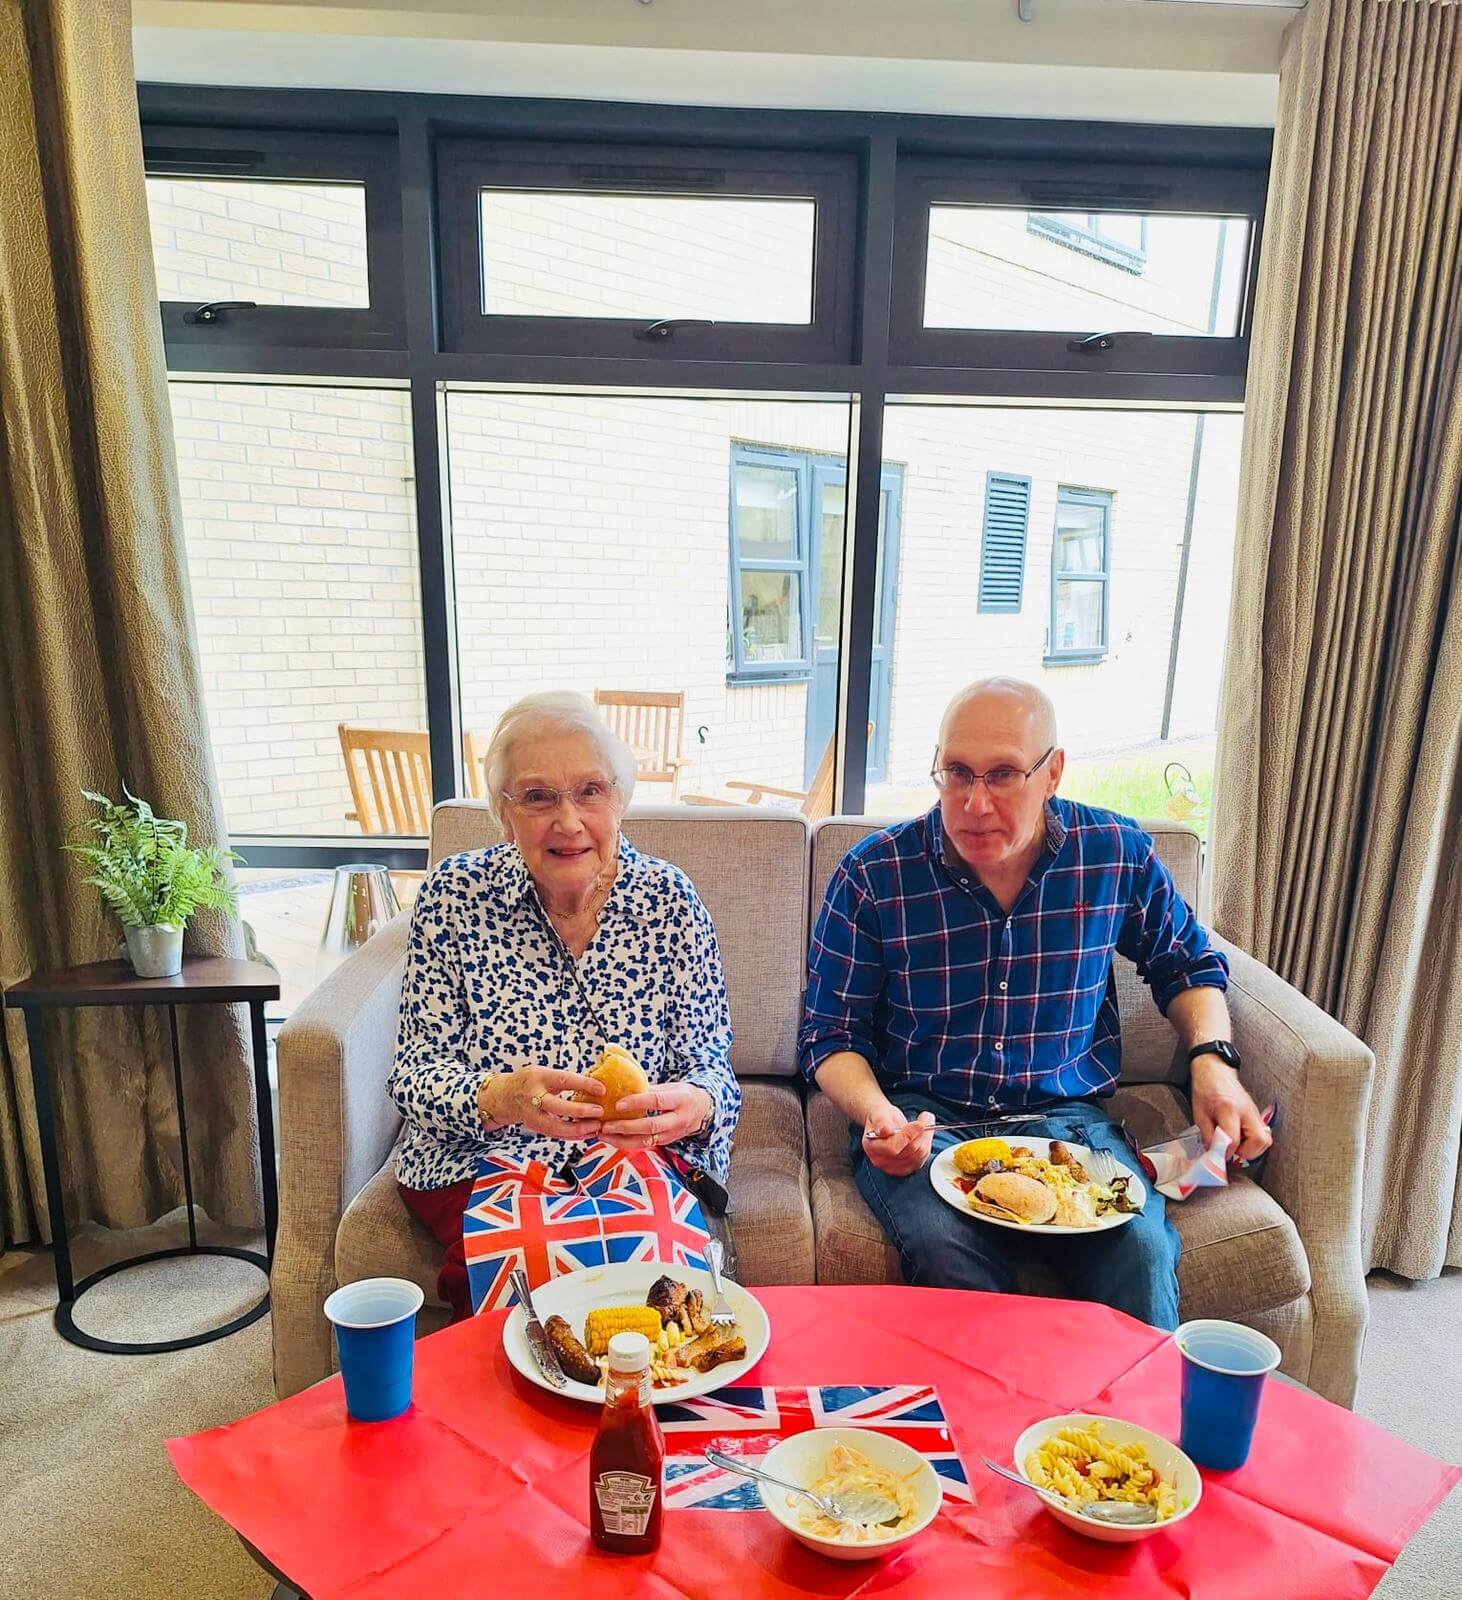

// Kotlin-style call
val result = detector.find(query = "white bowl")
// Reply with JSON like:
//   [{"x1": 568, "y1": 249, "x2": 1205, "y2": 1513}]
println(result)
[
  {"x1": 1010, "y1": 1413, "x2": 1202, "y2": 1544},
  {"x1": 756, "y1": 1426, "x2": 943, "y2": 1562}
]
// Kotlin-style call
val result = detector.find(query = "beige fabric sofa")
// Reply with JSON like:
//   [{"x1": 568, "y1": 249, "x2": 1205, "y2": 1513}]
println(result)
[{"x1": 271, "y1": 803, "x2": 1372, "y2": 1407}]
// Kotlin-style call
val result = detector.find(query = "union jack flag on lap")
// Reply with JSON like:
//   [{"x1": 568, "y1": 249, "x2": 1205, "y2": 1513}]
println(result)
[
  {"x1": 659, "y1": 1386, "x2": 971, "y2": 1512},
  {"x1": 464, "y1": 1142, "x2": 712, "y2": 1313}
]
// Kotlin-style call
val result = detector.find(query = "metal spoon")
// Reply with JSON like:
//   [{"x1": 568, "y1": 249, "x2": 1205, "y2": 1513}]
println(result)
[
  {"x1": 980, "y1": 1457, "x2": 1159, "y2": 1525},
  {"x1": 704, "y1": 1448, "x2": 903, "y2": 1528}
]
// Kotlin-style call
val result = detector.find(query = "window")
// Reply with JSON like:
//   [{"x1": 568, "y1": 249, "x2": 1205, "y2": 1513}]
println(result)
[
  {"x1": 1027, "y1": 211, "x2": 1148, "y2": 273},
  {"x1": 141, "y1": 84, "x2": 1266, "y2": 874},
  {"x1": 477, "y1": 193, "x2": 816, "y2": 323},
  {"x1": 146, "y1": 177, "x2": 370, "y2": 308},
  {"x1": 1048, "y1": 488, "x2": 1112, "y2": 662},
  {"x1": 892, "y1": 154, "x2": 1265, "y2": 392},
  {"x1": 447, "y1": 395, "x2": 854, "y2": 802},
  {"x1": 729, "y1": 449, "x2": 812, "y2": 679},
  {"x1": 978, "y1": 472, "x2": 1032, "y2": 613},
  {"x1": 169, "y1": 381, "x2": 427, "y2": 837},
  {"x1": 142, "y1": 127, "x2": 405, "y2": 352},
  {"x1": 437, "y1": 140, "x2": 857, "y2": 361},
  {"x1": 865, "y1": 406, "x2": 1243, "y2": 831}
]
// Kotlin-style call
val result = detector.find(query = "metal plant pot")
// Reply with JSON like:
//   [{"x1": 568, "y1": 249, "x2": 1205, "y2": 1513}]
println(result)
[{"x1": 124, "y1": 923, "x2": 184, "y2": 978}]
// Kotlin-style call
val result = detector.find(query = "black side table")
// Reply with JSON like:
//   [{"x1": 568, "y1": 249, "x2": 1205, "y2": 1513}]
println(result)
[{"x1": 4, "y1": 957, "x2": 280, "y2": 1354}]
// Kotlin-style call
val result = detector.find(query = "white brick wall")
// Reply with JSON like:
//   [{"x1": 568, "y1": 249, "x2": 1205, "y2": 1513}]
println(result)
[
  {"x1": 160, "y1": 185, "x2": 1242, "y2": 834},
  {"x1": 147, "y1": 178, "x2": 369, "y2": 308},
  {"x1": 170, "y1": 383, "x2": 425, "y2": 834}
]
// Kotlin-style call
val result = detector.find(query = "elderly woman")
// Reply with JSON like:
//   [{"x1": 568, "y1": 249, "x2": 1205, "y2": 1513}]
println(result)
[{"x1": 389, "y1": 690, "x2": 739, "y2": 1320}]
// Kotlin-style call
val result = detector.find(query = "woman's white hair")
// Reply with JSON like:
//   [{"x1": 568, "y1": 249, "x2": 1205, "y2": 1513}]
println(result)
[{"x1": 483, "y1": 690, "x2": 637, "y2": 830}]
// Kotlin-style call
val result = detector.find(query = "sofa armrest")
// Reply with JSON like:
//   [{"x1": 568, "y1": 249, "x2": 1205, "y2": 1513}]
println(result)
[
  {"x1": 270, "y1": 912, "x2": 409, "y2": 1396},
  {"x1": 1216, "y1": 934, "x2": 1374, "y2": 1404}
]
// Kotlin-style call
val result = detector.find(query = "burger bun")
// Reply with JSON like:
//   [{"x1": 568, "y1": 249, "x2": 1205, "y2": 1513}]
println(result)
[
  {"x1": 579, "y1": 1045, "x2": 650, "y2": 1121},
  {"x1": 971, "y1": 1170, "x2": 1058, "y2": 1225}
]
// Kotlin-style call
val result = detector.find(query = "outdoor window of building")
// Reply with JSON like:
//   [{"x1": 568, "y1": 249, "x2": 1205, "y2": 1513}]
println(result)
[
  {"x1": 1026, "y1": 211, "x2": 1148, "y2": 273},
  {"x1": 1048, "y1": 488, "x2": 1113, "y2": 662}
]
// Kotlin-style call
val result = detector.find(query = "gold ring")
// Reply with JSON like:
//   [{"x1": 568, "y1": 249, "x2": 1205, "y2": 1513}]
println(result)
[
  {"x1": 651, "y1": 1130, "x2": 659, "y2": 1148},
  {"x1": 530, "y1": 1092, "x2": 545, "y2": 1110}
]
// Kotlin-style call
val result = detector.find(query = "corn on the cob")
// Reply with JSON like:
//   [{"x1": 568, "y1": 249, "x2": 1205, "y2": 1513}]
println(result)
[{"x1": 583, "y1": 1305, "x2": 663, "y2": 1356}]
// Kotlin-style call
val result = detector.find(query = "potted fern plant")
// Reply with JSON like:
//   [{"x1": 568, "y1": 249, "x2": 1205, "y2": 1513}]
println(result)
[{"x1": 63, "y1": 789, "x2": 241, "y2": 978}]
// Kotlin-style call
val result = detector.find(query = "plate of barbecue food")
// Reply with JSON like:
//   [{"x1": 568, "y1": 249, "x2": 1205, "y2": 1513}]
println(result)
[
  {"x1": 502, "y1": 1261, "x2": 770, "y2": 1404},
  {"x1": 929, "y1": 1137, "x2": 1147, "y2": 1235}
]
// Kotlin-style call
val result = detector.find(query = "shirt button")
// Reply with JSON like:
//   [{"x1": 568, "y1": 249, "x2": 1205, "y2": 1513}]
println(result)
[
  {"x1": 995, "y1": 1039, "x2": 1004, "y2": 1051},
  {"x1": 999, "y1": 981, "x2": 1008, "y2": 991}
]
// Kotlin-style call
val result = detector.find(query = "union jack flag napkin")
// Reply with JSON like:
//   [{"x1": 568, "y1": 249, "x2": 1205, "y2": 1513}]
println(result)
[
  {"x1": 464, "y1": 1142, "x2": 713, "y2": 1313},
  {"x1": 659, "y1": 1385, "x2": 971, "y2": 1512}
]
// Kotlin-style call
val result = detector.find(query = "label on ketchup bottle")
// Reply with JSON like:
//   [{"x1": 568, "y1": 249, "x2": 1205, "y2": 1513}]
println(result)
[{"x1": 593, "y1": 1469, "x2": 658, "y2": 1537}]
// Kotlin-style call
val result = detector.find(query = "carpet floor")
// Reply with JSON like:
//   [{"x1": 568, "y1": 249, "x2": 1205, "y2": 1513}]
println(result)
[{"x1": 1, "y1": 1220, "x2": 1457, "y2": 1599}]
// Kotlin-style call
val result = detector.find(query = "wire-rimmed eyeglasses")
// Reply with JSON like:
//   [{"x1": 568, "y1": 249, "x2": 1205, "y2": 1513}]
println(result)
[
  {"x1": 504, "y1": 778, "x2": 620, "y2": 814},
  {"x1": 930, "y1": 746, "x2": 1055, "y2": 798}
]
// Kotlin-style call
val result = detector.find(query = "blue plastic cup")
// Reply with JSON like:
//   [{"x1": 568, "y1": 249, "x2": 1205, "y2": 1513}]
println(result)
[
  {"x1": 324, "y1": 1277, "x2": 425, "y2": 1422},
  {"x1": 1175, "y1": 1318, "x2": 1282, "y2": 1470}
]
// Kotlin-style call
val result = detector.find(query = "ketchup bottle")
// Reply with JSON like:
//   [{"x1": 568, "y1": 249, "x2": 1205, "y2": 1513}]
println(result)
[{"x1": 589, "y1": 1332, "x2": 665, "y2": 1553}]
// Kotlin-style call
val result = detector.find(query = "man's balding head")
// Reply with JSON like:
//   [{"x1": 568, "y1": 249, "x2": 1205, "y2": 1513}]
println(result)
[
  {"x1": 935, "y1": 677, "x2": 1064, "y2": 877},
  {"x1": 938, "y1": 677, "x2": 1058, "y2": 755}
]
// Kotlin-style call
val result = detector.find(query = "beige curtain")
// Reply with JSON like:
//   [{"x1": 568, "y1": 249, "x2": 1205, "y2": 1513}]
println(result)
[
  {"x1": 1212, "y1": 0, "x2": 1461, "y2": 1279},
  {"x1": 0, "y1": 0, "x2": 261, "y2": 1247}
]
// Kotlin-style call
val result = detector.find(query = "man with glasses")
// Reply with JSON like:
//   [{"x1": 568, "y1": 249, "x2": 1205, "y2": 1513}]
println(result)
[{"x1": 798, "y1": 677, "x2": 1271, "y2": 1327}]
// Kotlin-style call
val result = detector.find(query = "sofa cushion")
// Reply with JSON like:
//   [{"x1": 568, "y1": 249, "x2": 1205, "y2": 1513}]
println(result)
[
  {"x1": 429, "y1": 800, "x2": 809, "y2": 1079},
  {"x1": 337, "y1": 1080, "x2": 811, "y2": 1309},
  {"x1": 806, "y1": 1087, "x2": 900, "y2": 1284},
  {"x1": 807, "y1": 1083, "x2": 1310, "y2": 1320},
  {"x1": 725, "y1": 1079, "x2": 815, "y2": 1286}
]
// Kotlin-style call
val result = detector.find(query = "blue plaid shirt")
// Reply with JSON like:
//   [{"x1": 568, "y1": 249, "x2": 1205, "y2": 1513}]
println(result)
[{"x1": 798, "y1": 799, "x2": 1228, "y2": 1109}]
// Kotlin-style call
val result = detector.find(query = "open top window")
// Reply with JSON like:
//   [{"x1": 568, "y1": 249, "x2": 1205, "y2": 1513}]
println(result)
[
  {"x1": 143, "y1": 127, "x2": 405, "y2": 355},
  {"x1": 892, "y1": 156, "x2": 1265, "y2": 398},
  {"x1": 437, "y1": 140, "x2": 857, "y2": 363}
]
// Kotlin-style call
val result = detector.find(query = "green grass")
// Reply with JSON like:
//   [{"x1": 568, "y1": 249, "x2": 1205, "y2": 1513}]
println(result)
[{"x1": 1062, "y1": 743, "x2": 1214, "y2": 841}]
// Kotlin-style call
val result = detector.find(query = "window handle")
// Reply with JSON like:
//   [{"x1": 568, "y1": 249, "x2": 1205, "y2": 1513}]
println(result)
[
  {"x1": 1066, "y1": 330, "x2": 1152, "y2": 354},
  {"x1": 183, "y1": 299, "x2": 258, "y2": 325},
  {"x1": 635, "y1": 317, "x2": 717, "y2": 341}
]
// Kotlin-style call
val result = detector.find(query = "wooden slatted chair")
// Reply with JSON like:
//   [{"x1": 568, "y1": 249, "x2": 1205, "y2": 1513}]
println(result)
[
  {"x1": 593, "y1": 689, "x2": 689, "y2": 800},
  {"x1": 337, "y1": 725, "x2": 433, "y2": 835},
  {"x1": 683, "y1": 726, "x2": 871, "y2": 825}
]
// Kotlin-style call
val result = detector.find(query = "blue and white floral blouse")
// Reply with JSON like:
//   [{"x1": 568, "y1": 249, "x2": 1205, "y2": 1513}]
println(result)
[{"x1": 389, "y1": 836, "x2": 739, "y2": 1191}]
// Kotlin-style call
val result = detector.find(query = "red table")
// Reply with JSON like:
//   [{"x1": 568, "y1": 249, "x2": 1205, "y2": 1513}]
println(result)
[{"x1": 169, "y1": 1287, "x2": 1457, "y2": 1600}]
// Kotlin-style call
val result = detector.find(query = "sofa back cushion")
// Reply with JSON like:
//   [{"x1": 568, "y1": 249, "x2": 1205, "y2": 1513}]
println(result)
[
  {"x1": 429, "y1": 801, "x2": 809, "y2": 1079},
  {"x1": 810, "y1": 813, "x2": 1204, "y2": 1086}
]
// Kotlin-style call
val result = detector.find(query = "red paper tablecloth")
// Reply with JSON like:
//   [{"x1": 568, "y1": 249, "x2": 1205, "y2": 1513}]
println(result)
[{"x1": 168, "y1": 1287, "x2": 1458, "y2": 1599}]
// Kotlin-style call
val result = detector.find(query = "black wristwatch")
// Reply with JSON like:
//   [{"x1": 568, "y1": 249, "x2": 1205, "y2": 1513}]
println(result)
[{"x1": 1187, "y1": 1040, "x2": 1242, "y2": 1073}]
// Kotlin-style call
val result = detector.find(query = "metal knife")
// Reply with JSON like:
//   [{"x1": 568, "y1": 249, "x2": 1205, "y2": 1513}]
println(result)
[{"x1": 509, "y1": 1268, "x2": 567, "y2": 1389}]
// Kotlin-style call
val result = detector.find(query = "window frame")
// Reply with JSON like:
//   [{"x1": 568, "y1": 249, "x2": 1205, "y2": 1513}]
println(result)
[
  {"x1": 1046, "y1": 486, "x2": 1113, "y2": 665},
  {"x1": 891, "y1": 155, "x2": 1266, "y2": 393},
  {"x1": 436, "y1": 139, "x2": 859, "y2": 364},
  {"x1": 727, "y1": 445, "x2": 815, "y2": 683},
  {"x1": 142, "y1": 126, "x2": 407, "y2": 355}
]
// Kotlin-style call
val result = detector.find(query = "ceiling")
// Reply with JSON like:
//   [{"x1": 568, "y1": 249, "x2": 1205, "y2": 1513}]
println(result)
[{"x1": 133, "y1": 0, "x2": 1292, "y2": 125}]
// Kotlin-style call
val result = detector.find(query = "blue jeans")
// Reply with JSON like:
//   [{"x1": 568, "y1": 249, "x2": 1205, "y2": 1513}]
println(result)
[{"x1": 852, "y1": 1093, "x2": 1180, "y2": 1330}]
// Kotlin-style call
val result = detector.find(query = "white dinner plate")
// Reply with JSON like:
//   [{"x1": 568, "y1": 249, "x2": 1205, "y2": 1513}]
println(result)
[
  {"x1": 929, "y1": 1136, "x2": 1147, "y2": 1236},
  {"x1": 502, "y1": 1260, "x2": 771, "y2": 1405}
]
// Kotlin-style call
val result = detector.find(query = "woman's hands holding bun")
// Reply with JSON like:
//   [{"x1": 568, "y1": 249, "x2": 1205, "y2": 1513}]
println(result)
[{"x1": 478, "y1": 1066, "x2": 605, "y2": 1141}]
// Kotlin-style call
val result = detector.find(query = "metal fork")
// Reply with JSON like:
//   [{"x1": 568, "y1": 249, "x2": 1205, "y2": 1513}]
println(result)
[
  {"x1": 703, "y1": 1237, "x2": 737, "y2": 1326},
  {"x1": 1084, "y1": 1148, "x2": 1123, "y2": 1186}
]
